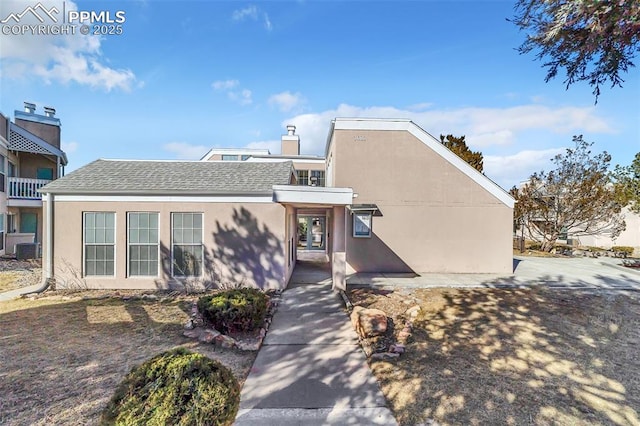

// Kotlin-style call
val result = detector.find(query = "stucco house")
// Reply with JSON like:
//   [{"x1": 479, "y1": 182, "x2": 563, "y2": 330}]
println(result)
[{"x1": 39, "y1": 118, "x2": 514, "y2": 291}]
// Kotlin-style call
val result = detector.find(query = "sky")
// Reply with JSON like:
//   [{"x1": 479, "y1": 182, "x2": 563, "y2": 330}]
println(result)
[{"x1": 0, "y1": 0, "x2": 638, "y2": 190}]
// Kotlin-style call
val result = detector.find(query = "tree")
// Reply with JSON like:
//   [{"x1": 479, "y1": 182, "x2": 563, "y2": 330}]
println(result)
[
  {"x1": 439, "y1": 134, "x2": 483, "y2": 172},
  {"x1": 614, "y1": 152, "x2": 640, "y2": 213},
  {"x1": 511, "y1": 0, "x2": 640, "y2": 101},
  {"x1": 517, "y1": 135, "x2": 625, "y2": 252}
]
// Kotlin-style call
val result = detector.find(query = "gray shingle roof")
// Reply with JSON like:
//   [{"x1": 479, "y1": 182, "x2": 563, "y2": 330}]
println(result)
[{"x1": 40, "y1": 159, "x2": 294, "y2": 195}]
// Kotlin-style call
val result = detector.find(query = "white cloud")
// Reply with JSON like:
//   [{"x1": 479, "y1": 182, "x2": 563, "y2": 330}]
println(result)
[
  {"x1": 278, "y1": 103, "x2": 613, "y2": 156},
  {"x1": 212, "y1": 79, "x2": 239, "y2": 90},
  {"x1": 163, "y1": 142, "x2": 209, "y2": 160},
  {"x1": 212, "y1": 80, "x2": 252, "y2": 105},
  {"x1": 62, "y1": 141, "x2": 79, "y2": 153},
  {"x1": 229, "y1": 89, "x2": 253, "y2": 105},
  {"x1": 0, "y1": 0, "x2": 137, "y2": 91},
  {"x1": 245, "y1": 140, "x2": 280, "y2": 154},
  {"x1": 231, "y1": 5, "x2": 272, "y2": 31},
  {"x1": 268, "y1": 91, "x2": 306, "y2": 112},
  {"x1": 484, "y1": 148, "x2": 565, "y2": 189},
  {"x1": 232, "y1": 6, "x2": 258, "y2": 21}
]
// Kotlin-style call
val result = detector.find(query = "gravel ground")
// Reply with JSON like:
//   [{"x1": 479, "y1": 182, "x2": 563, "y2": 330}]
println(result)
[{"x1": 0, "y1": 257, "x2": 42, "y2": 292}]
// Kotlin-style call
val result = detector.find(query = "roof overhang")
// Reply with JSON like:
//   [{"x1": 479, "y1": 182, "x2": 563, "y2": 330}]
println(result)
[
  {"x1": 272, "y1": 185, "x2": 353, "y2": 206},
  {"x1": 347, "y1": 203, "x2": 383, "y2": 216}
]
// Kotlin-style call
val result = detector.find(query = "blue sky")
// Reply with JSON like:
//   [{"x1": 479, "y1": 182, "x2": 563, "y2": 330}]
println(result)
[{"x1": 1, "y1": 0, "x2": 638, "y2": 189}]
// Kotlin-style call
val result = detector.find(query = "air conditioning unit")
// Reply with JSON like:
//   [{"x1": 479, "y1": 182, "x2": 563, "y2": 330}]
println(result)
[{"x1": 16, "y1": 243, "x2": 40, "y2": 260}]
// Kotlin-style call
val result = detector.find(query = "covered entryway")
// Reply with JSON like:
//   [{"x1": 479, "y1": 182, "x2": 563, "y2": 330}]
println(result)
[{"x1": 273, "y1": 185, "x2": 353, "y2": 290}]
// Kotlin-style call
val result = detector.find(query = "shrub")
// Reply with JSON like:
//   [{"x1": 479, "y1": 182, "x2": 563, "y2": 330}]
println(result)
[
  {"x1": 528, "y1": 242, "x2": 542, "y2": 251},
  {"x1": 198, "y1": 288, "x2": 268, "y2": 334},
  {"x1": 612, "y1": 246, "x2": 634, "y2": 257},
  {"x1": 101, "y1": 348, "x2": 240, "y2": 426}
]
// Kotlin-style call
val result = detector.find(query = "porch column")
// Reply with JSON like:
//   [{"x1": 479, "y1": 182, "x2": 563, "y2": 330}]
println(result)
[{"x1": 331, "y1": 206, "x2": 347, "y2": 291}]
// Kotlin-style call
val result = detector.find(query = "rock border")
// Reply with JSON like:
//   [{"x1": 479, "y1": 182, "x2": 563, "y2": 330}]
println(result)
[
  {"x1": 340, "y1": 289, "x2": 420, "y2": 360},
  {"x1": 182, "y1": 289, "x2": 282, "y2": 351}
]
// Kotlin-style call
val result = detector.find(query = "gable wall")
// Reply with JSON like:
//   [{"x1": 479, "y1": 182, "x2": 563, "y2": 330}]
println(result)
[{"x1": 332, "y1": 128, "x2": 513, "y2": 274}]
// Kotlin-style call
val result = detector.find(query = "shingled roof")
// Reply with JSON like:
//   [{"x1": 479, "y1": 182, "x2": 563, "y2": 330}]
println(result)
[{"x1": 40, "y1": 159, "x2": 295, "y2": 195}]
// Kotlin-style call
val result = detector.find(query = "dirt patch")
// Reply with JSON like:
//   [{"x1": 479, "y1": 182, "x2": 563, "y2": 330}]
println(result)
[
  {"x1": 0, "y1": 292, "x2": 256, "y2": 425},
  {"x1": 0, "y1": 258, "x2": 42, "y2": 293},
  {"x1": 349, "y1": 287, "x2": 640, "y2": 425}
]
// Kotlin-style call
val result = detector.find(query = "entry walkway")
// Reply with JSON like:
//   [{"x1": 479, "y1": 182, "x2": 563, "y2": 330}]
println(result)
[{"x1": 234, "y1": 261, "x2": 396, "y2": 425}]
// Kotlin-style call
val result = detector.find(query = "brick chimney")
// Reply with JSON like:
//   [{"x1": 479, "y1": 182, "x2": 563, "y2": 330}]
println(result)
[{"x1": 281, "y1": 124, "x2": 300, "y2": 156}]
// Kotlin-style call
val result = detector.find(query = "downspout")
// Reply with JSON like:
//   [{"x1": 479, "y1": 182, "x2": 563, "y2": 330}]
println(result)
[{"x1": 21, "y1": 192, "x2": 54, "y2": 296}]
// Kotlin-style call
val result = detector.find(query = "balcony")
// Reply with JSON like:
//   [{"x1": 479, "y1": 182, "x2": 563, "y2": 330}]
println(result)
[{"x1": 7, "y1": 177, "x2": 51, "y2": 206}]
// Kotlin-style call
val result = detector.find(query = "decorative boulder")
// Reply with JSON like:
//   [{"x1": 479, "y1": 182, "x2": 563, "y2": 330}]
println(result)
[{"x1": 350, "y1": 306, "x2": 388, "y2": 337}]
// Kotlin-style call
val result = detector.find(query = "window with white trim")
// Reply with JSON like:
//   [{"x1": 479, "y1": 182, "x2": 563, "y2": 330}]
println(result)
[
  {"x1": 84, "y1": 212, "x2": 115, "y2": 276},
  {"x1": 353, "y1": 212, "x2": 372, "y2": 238},
  {"x1": 172, "y1": 212, "x2": 203, "y2": 277},
  {"x1": 128, "y1": 212, "x2": 159, "y2": 276}
]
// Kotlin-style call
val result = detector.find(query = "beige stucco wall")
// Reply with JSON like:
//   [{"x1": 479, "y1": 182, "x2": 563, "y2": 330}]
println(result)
[
  {"x1": 331, "y1": 129, "x2": 513, "y2": 274},
  {"x1": 46, "y1": 200, "x2": 289, "y2": 290},
  {"x1": 572, "y1": 207, "x2": 640, "y2": 256}
]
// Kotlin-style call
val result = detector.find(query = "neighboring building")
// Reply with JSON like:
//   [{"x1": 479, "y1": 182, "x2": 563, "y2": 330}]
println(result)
[
  {"x1": 568, "y1": 207, "x2": 640, "y2": 255},
  {"x1": 0, "y1": 103, "x2": 68, "y2": 256},
  {"x1": 40, "y1": 118, "x2": 514, "y2": 291}
]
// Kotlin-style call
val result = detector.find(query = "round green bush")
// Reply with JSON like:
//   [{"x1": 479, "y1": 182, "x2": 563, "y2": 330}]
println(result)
[
  {"x1": 101, "y1": 348, "x2": 240, "y2": 426},
  {"x1": 198, "y1": 288, "x2": 268, "y2": 334}
]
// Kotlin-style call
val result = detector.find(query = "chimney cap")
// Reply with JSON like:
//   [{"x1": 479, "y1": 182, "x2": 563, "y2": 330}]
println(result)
[
  {"x1": 24, "y1": 102, "x2": 36, "y2": 113},
  {"x1": 286, "y1": 124, "x2": 296, "y2": 135},
  {"x1": 43, "y1": 106, "x2": 56, "y2": 117}
]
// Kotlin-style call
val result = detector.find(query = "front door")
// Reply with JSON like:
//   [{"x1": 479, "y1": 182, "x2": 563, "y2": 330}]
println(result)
[{"x1": 297, "y1": 216, "x2": 326, "y2": 251}]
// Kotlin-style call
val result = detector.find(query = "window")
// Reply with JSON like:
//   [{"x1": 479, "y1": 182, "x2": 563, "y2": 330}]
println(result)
[
  {"x1": 0, "y1": 214, "x2": 4, "y2": 251},
  {"x1": 37, "y1": 167, "x2": 54, "y2": 180},
  {"x1": 7, "y1": 214, "x2": 15, "y2": 233},
  {"x1": 310, "y1": 170, "x2": 325, "y2": 187},
  {"x1": 20, "y1": 212, "x2": 37, "y2": 233},
  {"x1": 221, "y1": 155, "x2": 238, "y2": 161},
  {"x1": 0, "y1": 154, "x2": 5, "y2": 193},
  {"x1": 84, "y1": 212, "x2": 115, "y2": 276},
  {"x1": 128, "y1": 212, "x2": 159, "y2": 276},
  {"x1": 7, "y1": 161, "x2": 15, "y2": 178},
  {"x1": 241, "y1": 155, "x2": 250, "y2": 161},
  {"x1": 353, "y1": 212, "x2": 372, "y2": 238},
  {"x1": 172, "y1": 212, "x2": 203, "y2": 277},
  {"x1": 297, "y1": 170, "x2": 309, "y2": 186}
]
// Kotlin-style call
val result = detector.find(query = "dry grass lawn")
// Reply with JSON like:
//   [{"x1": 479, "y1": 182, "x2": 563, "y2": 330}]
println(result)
[
  {"x1": 0, "y1": 292, "x2": 256, "y2": 425},
  {"x1": 350, "y1": 287, "x2": 640, "y2": 426}
]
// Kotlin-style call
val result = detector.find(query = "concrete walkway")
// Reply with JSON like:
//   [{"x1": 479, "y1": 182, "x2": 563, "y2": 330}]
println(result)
[
  {"x1": 234, "y1": 262, "x2": 397, "y2": 425},
  {"x1": 0, "y1": 284, "x2": 41, "y2": 302},
  {"x1": 347, "y1": 256, "x2": 640, "y2": 292}
]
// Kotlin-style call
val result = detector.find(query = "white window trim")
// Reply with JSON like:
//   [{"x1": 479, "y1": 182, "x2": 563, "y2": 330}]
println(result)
[
  {"x1": 83, "y1": 212, "x2": 116, "y2": 277},
  {"x1": 353, "y1": 212, "x2": 372, "y2": 238},
  {"x1": 127, "y1": 212, "x2": 160, "y2": 278},
  {"x1": 170, "y1": 212, "x2": 204, "y2": 278}
]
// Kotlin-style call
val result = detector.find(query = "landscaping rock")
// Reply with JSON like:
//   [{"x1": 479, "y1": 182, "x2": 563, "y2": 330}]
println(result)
[
  {"x1": 199, "y1": 329, "x2": 221, "y2": 344},
  {"x1": 214, "y1": 334, "x2": 236, "y2": 349},
  {"x1": 406, "y1": 305, "x2": 421, "y2": 318},
  {"x1": 350, "y1": 306, "x2": 388, "y2": 337},
  {"x1": 389, "y1": 344, "x2": 406, "y2": 354},
  {"x1": 183, "y1": 329, "x2": 202, "y2": 339},
  {"x1": 184, "y1": 319, "x2": 195, "y2": 330},
  {"x1": 236, "y1": 341, "x2": 261, "y2": 351},
  {"x1": 371, "y1": 352, "x2": 400, "y2": 360}
]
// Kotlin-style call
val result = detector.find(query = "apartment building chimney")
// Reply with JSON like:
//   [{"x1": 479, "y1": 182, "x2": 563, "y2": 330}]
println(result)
[
  {"x1": 43, "y1": 106, "x2": 56, "y2": 117},
  {"x1": 281, "y1": 124, "x2": 300, "y2": 156},
  {"x1": 15, "y1": 101, "x2": 61, "y2": 149}
]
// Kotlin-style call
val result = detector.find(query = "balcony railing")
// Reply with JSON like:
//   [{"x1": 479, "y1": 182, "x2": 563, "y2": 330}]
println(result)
[{"x1": 8, "y1": 177, "x2": 51, "y2": 200}]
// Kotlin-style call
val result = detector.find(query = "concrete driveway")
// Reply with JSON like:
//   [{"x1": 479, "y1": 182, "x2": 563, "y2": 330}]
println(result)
[{"x1": 347, "y1": 256, "x2": 640, "y2": 291}]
